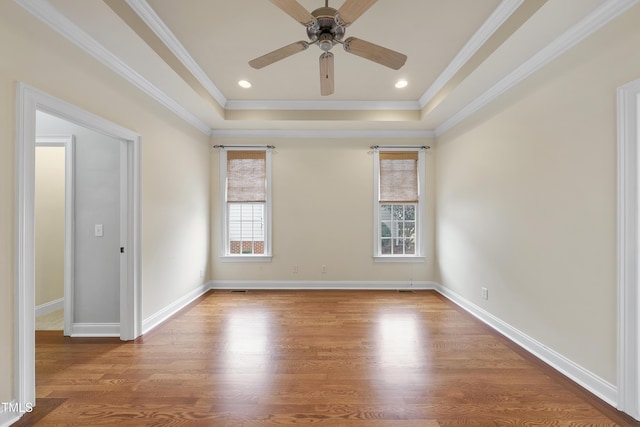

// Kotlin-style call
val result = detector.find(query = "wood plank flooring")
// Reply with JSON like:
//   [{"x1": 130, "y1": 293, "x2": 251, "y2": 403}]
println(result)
[{"x1": 17, "y1": 290, "x2": 639, "y2": 426}]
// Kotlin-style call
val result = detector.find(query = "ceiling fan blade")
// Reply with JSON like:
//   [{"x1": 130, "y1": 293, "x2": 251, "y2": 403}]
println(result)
[
  {"x1": 249, "y1": 41, "x2": 309, "y2": 69},
  {"x1": 337, "y1": 0, "x2": 377, "y2": 26},
  {"x1": 343, "y1": 37, "x2": 407, "y2": 70},
  {"x1": 319, "y1": 52, "x2": 334, "y2": 96},
  {"x1": 270, "y1": 0, "x2": 316, "y2": 26}
]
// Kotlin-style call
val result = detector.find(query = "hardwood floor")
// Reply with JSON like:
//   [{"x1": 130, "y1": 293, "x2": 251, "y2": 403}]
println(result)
[{"x1": 17, "y1": 290, "x2": 638, "y2": 426}]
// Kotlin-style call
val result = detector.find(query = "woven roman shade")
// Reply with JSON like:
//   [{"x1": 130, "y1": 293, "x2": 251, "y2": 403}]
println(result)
[
  {"x1": 379, "y1": 151, "x2": 418, "y2": 202},
  {"x1": 227, "y1": 150, "x2": 266, "y2": 202}
]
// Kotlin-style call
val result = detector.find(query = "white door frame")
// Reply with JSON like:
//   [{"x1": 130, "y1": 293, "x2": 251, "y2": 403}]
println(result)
[
  {"x1": 35, "y1": 136, "x2": 75, "y2": 337},
  {"x1": 15, "y1": 82, "x2": 142, "y2": 409},
  {"x1": 617, "y1": 78, "x2": 640, "y2": 420}
]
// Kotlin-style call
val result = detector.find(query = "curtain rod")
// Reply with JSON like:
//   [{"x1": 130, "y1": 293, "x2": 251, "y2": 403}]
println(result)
[
  {"x1": 370, "y1": 145, "x2": 430, "y2": 150},
  {"x1": 213, "y1": 144, "x2": 275, "y2": 149}
]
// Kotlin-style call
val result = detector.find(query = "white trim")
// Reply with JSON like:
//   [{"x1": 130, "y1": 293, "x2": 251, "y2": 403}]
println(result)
[
  {"x1": 35, "y1": 135, "x2": 75, "y2": 336},
  {"x1": 70, "y1": 323, "x2": 120, "y2": 337},
  {"x1": 433, "y1": 283, "x2": 619, "y2": 407},
  {"x1": 225, "y1": 100, "x2": 420, "y2": 111},
  {"x1": 13, "y1": 0, "x2": 211, "y2": 135},
  {"x1": 142, "y1": 283, "x2": 210, "y2": 334},
  {"x1": 34, "y1": 298, "x2": 63, "y2": 317},
  {"x1": 435, "y1": 0, "x2": 640, "y2": 136},
  {"x1": 219, "y1": 255, "x2": 273, "y2": 263},
  {"x1": 0, "y1": 399, "x2": 27, "y2": 427},
  {"x1": 210, "y1": 129, "x2": 436, "y2": 139},
  {"x1": 373, "y1": 256, "x2": 426, "y2": 263},
  {"x1": 125, "y1": 0, "x2": 227, "y2": 108},
  {"x1": 15, "y1": 81, "x2": 37, "y2": 415},
  {"x1": 63, "y1": 136, "x2": 75, "y2": 337},
  {"x1": 617, "y1": 79, "x2": 640, "y2": 420},
  {"x1": 418, "y1": 0, "x2": 524, "y2": 108},
  {"x1": 209, "y1": 280, "x2": 436, "y2": 291},
  {"x1": 118, "y1": 138, "x2": 144, "y2": 341}
]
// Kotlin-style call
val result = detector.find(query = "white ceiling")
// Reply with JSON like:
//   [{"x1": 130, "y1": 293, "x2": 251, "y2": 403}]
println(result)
[{"x1": 20, "y1": 0, "x2": 638, "y2": 136}]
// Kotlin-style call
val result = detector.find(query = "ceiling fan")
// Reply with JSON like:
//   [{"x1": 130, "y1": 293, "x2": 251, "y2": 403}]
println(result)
[{"x1": 249, "y1": 0, "x2": 407, "y2": 96}]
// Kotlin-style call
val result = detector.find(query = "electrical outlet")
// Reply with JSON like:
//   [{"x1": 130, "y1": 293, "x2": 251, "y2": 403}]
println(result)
[
  {"x1": 321, "y1": 264, "x2": 327, "y2": 274},
  {"x1": 200, "y1": 269, "x2": 204, "y2": 278},
  {"x1": 292, "y1": 265, "x2": 298, "y2": 274},
  {"x1": 481, "y1": 287, "x2": 489, "y2": 300}
]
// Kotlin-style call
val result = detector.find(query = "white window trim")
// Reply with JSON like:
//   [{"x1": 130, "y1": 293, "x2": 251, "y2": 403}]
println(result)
[
  {"x1": 219, "y1": 148, "x2": 272, "y2": 262},
  {"x1": 373, "y1": 148, "x2": 426, "y2": 262}
]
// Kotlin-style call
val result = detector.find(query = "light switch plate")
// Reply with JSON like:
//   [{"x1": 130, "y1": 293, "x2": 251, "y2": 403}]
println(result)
[{"x1": 95, "y1": 224, "x2": 103, "y2": 237}]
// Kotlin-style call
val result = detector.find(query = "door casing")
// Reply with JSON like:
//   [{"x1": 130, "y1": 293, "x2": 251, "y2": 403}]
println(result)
[{"x1": 14, "y1": 82, "x2": 142, "y2": 409}]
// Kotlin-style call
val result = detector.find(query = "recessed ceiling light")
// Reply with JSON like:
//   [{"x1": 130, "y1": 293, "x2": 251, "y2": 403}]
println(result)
[
  {"x1": 395, "y1": 79, "x2": 408, "y2": 89},
  {"x1": 238, "y1": 80, "x2": 252, "y2": 88}
]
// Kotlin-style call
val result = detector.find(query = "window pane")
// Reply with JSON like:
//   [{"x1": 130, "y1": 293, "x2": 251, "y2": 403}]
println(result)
[
  {"x1": 380, "y1": 205, "x2": 391, "y2": 220},
  {"x1": 404, "y1": 239, "x2": 415, "y2": 254},
  {"x1": 405, "y1": 205, "x2": 415, "y2": 221},
  {"x1": 381, "y1": 238, "x2": 392, "y2": 254},
  {"x1": 402, "y1": 222, "x2": 415, "y2": 238},
  {"x1": 228, "y1": 203, "x2": 264, "y2": 255},
  {"x1": 393, "y1": 205, "x2": 404, "y2": 220},
  {"x1": 378, "y1": 203, "x2": 417, "y2": 256},
  {"x1": 381, "y1": 221, "x2": 392, "y2": 237}
]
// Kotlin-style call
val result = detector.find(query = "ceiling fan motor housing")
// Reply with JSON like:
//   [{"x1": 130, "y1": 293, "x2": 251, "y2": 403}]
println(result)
[{"x1": 306, "y1": 6, "x2": 345, "y2": 51}]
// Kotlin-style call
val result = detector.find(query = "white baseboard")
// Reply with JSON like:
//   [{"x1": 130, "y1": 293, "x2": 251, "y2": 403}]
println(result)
[
  {"x1": 70, "y1": 323, "x2": 120, "y2": 337},
  {"x1": 433, "y1": 283, "x2": 618, "y2": 406},
  {"x1": 142, "y1": 283, "x2": 210, "y2": 335},
  {"x1": 209, "y1": 280, "x2": 437, "y2": 290},
  {"x1": 0, "y1": 399, "x2": 33, "y2": 427},
  {"x1": 35, "y1": 297, "x2": 63, "y2": 317},
  {"x1": 0, "y1": 400, "x2": 22, "y2": 427}
]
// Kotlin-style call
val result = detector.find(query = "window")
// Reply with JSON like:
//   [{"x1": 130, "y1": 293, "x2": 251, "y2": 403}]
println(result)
[
  {"x1": 374, "y1": 149, "x2": 425, "y2": 261},
  {"x1": 220, "y1": 149, "x2": 272, "y2": 260}
]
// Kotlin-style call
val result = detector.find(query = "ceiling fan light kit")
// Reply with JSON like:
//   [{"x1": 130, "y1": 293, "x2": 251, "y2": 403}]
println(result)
[{"x1": 249, "y1": 0, "x2": 407, "y2": 96}]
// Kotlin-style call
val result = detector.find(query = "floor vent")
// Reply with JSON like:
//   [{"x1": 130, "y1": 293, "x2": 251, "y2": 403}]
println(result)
[
  {"x1": 397, "y1": 289, "x2": 415, "y2": 293},
  {"x1": 230, "y1": 290, "x2": 248, "y2": 293}
]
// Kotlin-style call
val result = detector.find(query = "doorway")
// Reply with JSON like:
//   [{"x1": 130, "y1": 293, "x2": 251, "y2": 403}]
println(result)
[
  {"x1": 36, "y1": 111, "x2": 127, "y2": 337},
  {"x1": 34, "y1": 136, "x2": 73, "y2": 335},
  {"x1": 15, "y1": 82, "x2": 142, "y2": 409}
]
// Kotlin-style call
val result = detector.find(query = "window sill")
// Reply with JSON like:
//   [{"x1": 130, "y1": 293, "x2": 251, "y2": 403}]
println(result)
[
  {"x1": 220, "y1": 255, "x2": 272, "y2": 263},
  {"x1": 373, "y1": 256, "x2": 426, "y2": 263}
]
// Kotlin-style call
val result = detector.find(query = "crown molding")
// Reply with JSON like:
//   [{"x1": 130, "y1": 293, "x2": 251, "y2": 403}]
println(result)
[
  {"x1": 418, "y1": 0, "x2": 524, "y2": 108},
  {"x1": 210, "y1": 129, "x2": 435, "y2": 139},
  {"x1": 225, "y1": 99, "x2": 421, "y2": 111},
  {"x1": 434, "y1": 0, "x2": 640, "y2": 136},
  {"x1": 14, "y1": 0, "x2": 640, "y2": 139},
  {"x1": 125, "y1": 0, "x2": 227, "y2": 109},
  {"x1": 13, "y1": 0, "x2": 211, "y2": 135}
]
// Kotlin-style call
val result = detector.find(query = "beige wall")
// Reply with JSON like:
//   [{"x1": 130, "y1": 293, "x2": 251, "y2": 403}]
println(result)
[
  {"x1": 34, "y1": 146, "x2": 65, "y2": 307},
  {"x1": 435, "y1": 3, "x2": 640, "y2": 385},
  {"x1": 0, "y1": 1, "x2": 211, "y2": 403},
  {"x1": 211, "y1": 138, "x2": 436, "y2": 283}
]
